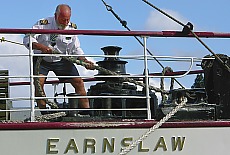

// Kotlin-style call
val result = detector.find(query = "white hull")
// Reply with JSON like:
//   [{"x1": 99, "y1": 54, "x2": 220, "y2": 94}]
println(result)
[
  {"x1": 0, "y1": 29, "x2": 229, "y2": 155},
  {"x1": 0, "y1": 121, "x2": 229, "y2": 155}
]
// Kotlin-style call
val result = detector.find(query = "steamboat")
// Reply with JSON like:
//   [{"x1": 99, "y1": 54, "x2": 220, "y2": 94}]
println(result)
[{"x1": 0, "y1": 1, "x2": 230, "y2": 155}]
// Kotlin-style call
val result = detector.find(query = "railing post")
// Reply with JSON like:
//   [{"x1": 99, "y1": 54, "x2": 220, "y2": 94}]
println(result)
[
  {"x1": 29, "y1": 35, "x2": 35, "y2": 121},
  {"x1": 143, "y1": 36, "x2": 152, "y2": 119}
]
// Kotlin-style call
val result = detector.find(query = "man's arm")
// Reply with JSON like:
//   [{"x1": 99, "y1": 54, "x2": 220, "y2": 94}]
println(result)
[
  {"x1": 77, "y1": 56, "x2": 94, "y2": 70},
  {"x1": 32, "y1": 42, "x2": 53, "y2": 54}
]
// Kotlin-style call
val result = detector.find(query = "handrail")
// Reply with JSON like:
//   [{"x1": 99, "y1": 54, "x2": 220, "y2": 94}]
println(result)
[
  {"x1": 8, "y1": 69, "x2": 203, "y2": 86},
  {"x1": 0, "y1": 29, "x2": 219, "y2": 122},
  {"x1": 1, "y1": 29, "x2": 230, "y2": 38}
]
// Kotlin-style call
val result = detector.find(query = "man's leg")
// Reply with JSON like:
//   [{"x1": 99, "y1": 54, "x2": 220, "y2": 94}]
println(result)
[
  {"x1": 35, "y1": 75, "x2": 47, "y2": 109},
  {"x1": 69, "y1": 77, "x2": 90, "y2": 108}
]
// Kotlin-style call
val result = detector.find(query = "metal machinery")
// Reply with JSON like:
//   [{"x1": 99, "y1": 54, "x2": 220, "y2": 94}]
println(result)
[
  {"x1": 202, "y1": 54, "x2": 230, "y2": 119},
  {"x1": 87, "y1": 46, "x2": 158, "y2": 119},
  {"x1": 55, "y1": 45, "x2": 230, "y2": 121},
  {"x1": 157, "y1": 54, "x2": 230, "y2": 120}
]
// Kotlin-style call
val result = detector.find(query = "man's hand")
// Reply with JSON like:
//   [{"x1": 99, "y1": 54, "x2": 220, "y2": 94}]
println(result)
[
  {"x1": 32, "y1": 42, "x2": 53, "y2": 54},
  {"x1": 84, "y1": 59, "x2": 94, "y2": 70},
  {"x1": 78, "y1": 56, "x2": 94, "y2": 70},
  {"x1": 40, "y1": 45, "x2": 53, "y2": 54}
]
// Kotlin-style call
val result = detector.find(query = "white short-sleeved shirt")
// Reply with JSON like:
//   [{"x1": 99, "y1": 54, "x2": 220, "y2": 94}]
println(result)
[{"x1": 23, "y1": 16, "x2": 84, "y2": 62}]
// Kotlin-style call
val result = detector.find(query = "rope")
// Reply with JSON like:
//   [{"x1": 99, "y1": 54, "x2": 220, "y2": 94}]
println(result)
[
  {"x1": 0, "y1": 37, "x2": 169, "y2": 94},
  {"x1": 0, "y1": 111, "x2": 66, "y2": 123},
  {"x1": 142, "y1": 0, "x2": 230, "y2": 73},
  {"x1": 118, "y1": 97, "x2": 187, "y2": 155},
  {"x1": 34, "y1": 57, "x2": 59, "y2": 109},
  {"x1": 32, "y1": 52, "x2": 169, "y2": 121},
  {"x1": 1, "y1": 38, "x2": 171, "y2": 122},
  {"x1": 64, "y1": 56, "x2": 168, "y2": 94},
  {"x1": 160, "y1": 67, "x2": 174, "y2": 104},
  {"x1": 0, "y1": 8, "x2": 188, "y2": 155}
]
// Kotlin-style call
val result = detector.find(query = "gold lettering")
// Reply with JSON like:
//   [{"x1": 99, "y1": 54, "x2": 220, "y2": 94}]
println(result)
[
  {"x1": 83, "y1": 138, "x2": 96, "y2": 153},
  {"x1": 47, "y1": 138, "x2": 59, "y2": 154},
  {"x1": 121, "y1": 137, "x2": 133, "y2": 147},
  {"x1": 120, "y1": 137, "x2": 133, "y2": 152},
  {"x1": 154, "y1": 137, "x2": 167, "y2": 151},
  {"x1": 102, "y1": 137, "x2": 115, "y2": 153},
  {"x1": 171, "y1": 137, "x2": 185, "y2": 151},
  {"x1": 138, "y1": 141, "x2": 149, "y2": 152},
  {"x1": 64, "y1": 138, "x2": 78, "y2": 154}
]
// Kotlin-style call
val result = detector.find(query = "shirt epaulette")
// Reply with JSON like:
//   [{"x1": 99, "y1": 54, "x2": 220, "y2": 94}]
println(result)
[
  {"x1": 70, "y1": 22, "x2": 77, "y2": 29},
  {"x1": 39, "y1": 19, "x2": 49, "y2": 25}
]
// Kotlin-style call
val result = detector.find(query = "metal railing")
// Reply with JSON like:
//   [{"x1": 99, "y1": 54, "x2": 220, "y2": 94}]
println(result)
[{"x1": 0, "y1": 29, "x2": 222, "y2": 121}]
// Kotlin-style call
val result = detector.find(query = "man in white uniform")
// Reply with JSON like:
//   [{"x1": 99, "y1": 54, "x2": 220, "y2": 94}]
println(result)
[{"x1": 23, "y1": 4, "x2": 94, "y2": 115}]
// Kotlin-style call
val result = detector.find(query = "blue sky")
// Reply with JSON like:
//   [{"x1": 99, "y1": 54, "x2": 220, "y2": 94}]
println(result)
[
  {"x1": 0, "y1": 0, "x2": 229, "y2": 31},
  {"x1": 0, "y1": 0, "x2": 230, "y2": 107}
]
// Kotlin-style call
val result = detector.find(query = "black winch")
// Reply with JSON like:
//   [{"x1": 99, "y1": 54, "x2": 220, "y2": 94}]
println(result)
[
  {"x1": 88, "y1": 46, "x2": 158, "y2": 118},
  {"x1": 97, "y1": 46, "x2": 127, "y2": 75}
]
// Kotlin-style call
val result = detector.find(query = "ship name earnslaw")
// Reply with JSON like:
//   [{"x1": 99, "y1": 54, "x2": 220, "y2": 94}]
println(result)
[{"x1": 46, "y1": 136, "x2": 185, "y2": 154}]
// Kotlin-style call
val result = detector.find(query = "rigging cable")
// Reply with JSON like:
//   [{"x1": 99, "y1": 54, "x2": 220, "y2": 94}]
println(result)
[
  {"x1": 117, "y1": 1, "x2": 229, "y2": 154},
  {"x1": 101, "y1": 0, "x2": 185, "y2": 89},
  {"x1": 0, "y1": 37, "x2": 23, "y2": 45},
  {"x1": 142, "y1": 0, "x2": 230, "y2": 73}
]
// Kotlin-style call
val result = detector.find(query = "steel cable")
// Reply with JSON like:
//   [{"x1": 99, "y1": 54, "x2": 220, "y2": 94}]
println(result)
[
  {"x1": 142, "y1": 0, "x2": 230, "y2": 72},
  {"x1": 101, "y1": 0, "x2": 185, "y2": 88}
]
